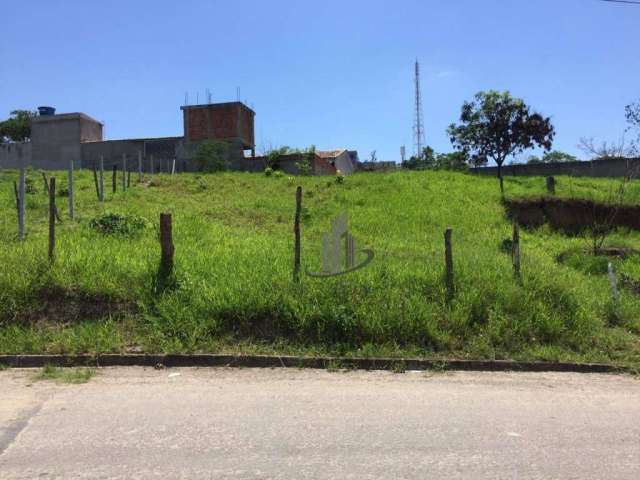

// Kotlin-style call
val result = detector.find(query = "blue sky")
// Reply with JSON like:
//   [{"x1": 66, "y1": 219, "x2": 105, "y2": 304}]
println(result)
[{"x1": 1, "y1": 0, "x2": 638, "y2": 163}]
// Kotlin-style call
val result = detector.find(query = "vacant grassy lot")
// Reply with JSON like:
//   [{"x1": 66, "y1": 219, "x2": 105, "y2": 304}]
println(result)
[{"x1": 1, "y1": 169, "x2": 639, "y2": 366}]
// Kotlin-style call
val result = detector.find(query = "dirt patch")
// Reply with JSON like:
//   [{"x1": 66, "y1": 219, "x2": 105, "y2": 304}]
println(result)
[
  {"x1": 13, "y1": 286, "x2": 138, "y2": 326},
  {"x1": 504, "y1": 197, "x2": 640, "y2": 233}
]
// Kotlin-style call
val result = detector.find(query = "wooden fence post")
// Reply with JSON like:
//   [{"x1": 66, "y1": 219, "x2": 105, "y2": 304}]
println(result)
[
  {"x1": 546, "y1": 176, "x2": 556, "y2": 195},
  {"x1": 99, "y1": 156, "x2": 105, "y2": 201},
  {"x1": 68, "y1": 158, "x2": 75, "y2": 220},
  {"x1": 112, "y1": 164, "x2": 117, "y2": 194},
  {"x1": 157, "y1": 213, "x2": 175, "y2": 290},
  {"x1": 293, "y1": 186, "x2": 302, "y2": 282},
  {"x1": 18, "y1": 165, "x2": 25, "y2": 240},
  {"x1": 138, "y1": 151, "x2": 143, "y2": 183},
  {"x1": 150, "y1": 154, "x2": 154, "y2": 175},
  {"x1": 171, "y1": 158, "x2": 176, "y2": 175},
  {"x1": 122, "y1": 154, "x2": 127, "y2": 192},
  {"x1": 48, "y1": 177, "x2": 56, "y2": 264},
  {"x1": 12, "y1": 180, "x2": 20, "y2": 235},
  {"x1": 42, "y1": 171, "x2": 49, "y2": 195},
  {"x1": 93, "y1": 166, "x2": 100, "y2": 200},
  {"x1": 512, "y1": 222, "x2": 521, "y2": 281},
  {"x1": 444, "y1": 228, "x2": 454, "y2": 300},
  {"x1": 127, "y1": 170, "x2": 131, "y2": 189}
]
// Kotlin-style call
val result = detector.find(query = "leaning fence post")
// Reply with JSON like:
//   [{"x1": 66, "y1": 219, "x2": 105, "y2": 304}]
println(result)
[
  {"x1": 293, "y1": 186, "x2": 302, "y2": 282},
  {"x1": 42, "y1": 171, "x2": 49, "y2": 195},
  {"x1": 157, "y1": 213, "x2": 175, "y2": 290},
  {"x1": 99, "y1": 156, "x2": 105, "y2": 201},
  {"x1": 171, "y1": 157, "x2": 176, "y2": 175},
  {"x1": 68, "y1": 158, "x2": 75, "y2": 220},
  {"x1": 112, "y1": 164, "x2": 117, "y2": 194},
  {"x1": 93, "y1": 166, "x2": 100, "y2": 200},
  {"x1": 13, "y1": 180, "x2": 20, "y2": 235},
  {"x1": 122, "y1": 154, "x2": 127, "y2": 192},
  {"x1": 512, "y1": 222, "x2": 521, "y2": 281},
  {"x1": 48, "y1": 177, "x2": 56, "y2": 264},
  {"x1": 444, "y1": 228, "x2": 454, "y2": 299},
  {"x1": 138, "y1": 151, "x2": 143, "y2": 183},
  {"x1": 18, "y1": 164, "x2": 26, "y2": 240}
]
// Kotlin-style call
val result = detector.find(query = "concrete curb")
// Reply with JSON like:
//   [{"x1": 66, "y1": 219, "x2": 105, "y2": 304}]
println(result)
[{"x1": 0, "y1": 354, "x2": 632, "y2": 374}]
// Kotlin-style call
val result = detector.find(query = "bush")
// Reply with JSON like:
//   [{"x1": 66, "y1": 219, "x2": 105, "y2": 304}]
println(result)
[
  {"x1": 89, "y1": 213, "x2": 148, "y2": 236},
  {"x1": 273, "y1": 170, "x2": 284, "y2": 179},
  {"x1": 194, "y1": 140, "x2": 230, "y2": 172},
  {"x1": 264, "y1": 167, "x2": 273, "y2": 177},
  {"x1": 335, "y1": 170, "x2": 345, "y2": 184}
]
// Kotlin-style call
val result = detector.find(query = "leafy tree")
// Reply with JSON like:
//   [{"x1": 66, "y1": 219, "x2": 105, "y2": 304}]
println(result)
[
  {"x1": 402, "y1": 147, "x2": 468, "y2": 171},
  {"x1": 265, "y1": 146, "x2": 293, "y2": 169},
  {"x1": 528, "y1": 151, "x2": 576, "y2": 164},
  {"x1": 448, "y1": 91, "x2": 555, "y2": 193},
  {"x1": 435, "y1": 151, "x2": 468, "y2": 171},
  {"x1": 295, "y1": 145, "x2": 316, "y2": 176},
  {"x1": 0, "y1": 110, "x2": 37, "y2": 142},
  {"x1": 402, "y1": 146, "x2": 436, "y2": 170},
  {"x1": 542, "y1": 150, "x2": 577, "y2": 163},
  {"x1": 194, "y1": 140, "x2": 230, "y2": 172}
]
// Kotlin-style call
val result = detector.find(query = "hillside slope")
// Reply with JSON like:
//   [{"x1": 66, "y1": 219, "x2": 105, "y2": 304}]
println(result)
[{"x1": 1, "y1": 170, "x2": 639, "y2": 366}]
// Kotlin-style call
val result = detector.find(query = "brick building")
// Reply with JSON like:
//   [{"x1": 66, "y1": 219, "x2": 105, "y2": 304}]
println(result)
[{"x1": 0, "y1": 102, "x2": 358, "y2": 175}]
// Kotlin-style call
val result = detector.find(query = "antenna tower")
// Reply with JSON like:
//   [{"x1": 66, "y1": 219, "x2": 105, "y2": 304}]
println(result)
[{"x1": 413, "y1": 60, "x2": 425, "y2": 156}]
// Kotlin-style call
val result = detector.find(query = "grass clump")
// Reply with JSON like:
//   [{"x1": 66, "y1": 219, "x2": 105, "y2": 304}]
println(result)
[
  {"x1": 33, "y1": 365, "x2": 95, "y2": 384},
  {"x1": 89, "y1": 212, "x2": 148, "y2": 236}
]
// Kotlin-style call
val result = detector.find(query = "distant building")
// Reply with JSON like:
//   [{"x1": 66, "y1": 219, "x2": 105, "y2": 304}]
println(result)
[{"x1": 0, "y1": 102, "x2": 355, "y2": 176}]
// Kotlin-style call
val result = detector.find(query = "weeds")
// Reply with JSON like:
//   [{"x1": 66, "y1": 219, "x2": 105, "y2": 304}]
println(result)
[{"x1": 33, "y1": 365, "x2": 95, "y2": 384}]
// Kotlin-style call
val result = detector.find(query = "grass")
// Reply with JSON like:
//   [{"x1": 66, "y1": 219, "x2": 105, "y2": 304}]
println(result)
[
  {"x1": 1, "y1": 168, "x2": 640, "y2": 367},
  {"x1": 33, "y1": 365, "x2": 95, "y2": 384}
]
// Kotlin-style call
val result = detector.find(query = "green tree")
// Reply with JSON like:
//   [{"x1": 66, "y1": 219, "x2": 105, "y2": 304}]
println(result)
[
  {"x1": 0, "y1": 110, "x2": 37, "y2": 142},
  {"x1": 434, "y1": 151, "x2": 468, "y2": 171},
  {"x1": 448, "y1": 91, "x2": 555, "y2": 193},
  {"x1": 402, "y1": 146, "x2": 436, "y2": 170},
  {"x1": 194, "y1": 140, "x2": 230, "y2": 172},
  {"x1": 542, "y1": 150, "x2": 577, "y2": 163}
]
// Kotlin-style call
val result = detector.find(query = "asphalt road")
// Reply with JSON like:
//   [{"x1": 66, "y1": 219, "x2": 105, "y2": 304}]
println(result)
[{"x1": 0, "y1": 367, "x2": 639, "y2": 479}]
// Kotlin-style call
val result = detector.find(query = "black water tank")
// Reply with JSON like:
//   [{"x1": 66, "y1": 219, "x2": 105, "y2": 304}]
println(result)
[{"x1": 38, "y1": 106, "x2": 56, "y2": 116}]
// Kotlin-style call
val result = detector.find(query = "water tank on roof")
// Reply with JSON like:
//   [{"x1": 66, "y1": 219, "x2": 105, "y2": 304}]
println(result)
[{"x1": 37, "y1": 106, "x2": 56, "y2": 116}]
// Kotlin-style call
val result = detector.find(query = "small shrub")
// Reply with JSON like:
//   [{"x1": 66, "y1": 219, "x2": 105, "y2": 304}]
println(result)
[
  {"x1": 500, "y1": 238, "x2": 513, "y2": 254},
  {"x1": 89, "y1": 212, "x2": 149, "y2": 236},
  {"x1": 57, "y1": 185, "x2": 69, "y2": 197},
  {"x1": 25, "y1": 176, "x2": 38, "y2": 195},
  {"x1": 264, "y1": 167, "x2": 274, "y2": 177},
  {"x1": 335, "y1": 170, "x2": 345, "y2": 184},
  {"x1": 273, "y1": 170, "x2": 284, "y2": 179}
]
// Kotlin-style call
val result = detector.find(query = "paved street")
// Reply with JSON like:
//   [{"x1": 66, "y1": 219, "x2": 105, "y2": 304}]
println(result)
[{"x1": 0, "y1": 367, "x2": 639, "y2": 479}]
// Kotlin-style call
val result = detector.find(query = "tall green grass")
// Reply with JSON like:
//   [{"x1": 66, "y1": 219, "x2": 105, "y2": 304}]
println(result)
[{"x1": 1, "y1": 168, "x2": 639, "y2": 365}]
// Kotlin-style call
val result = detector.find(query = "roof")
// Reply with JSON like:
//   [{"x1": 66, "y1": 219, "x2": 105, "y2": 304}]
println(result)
[
  {"x1": 31, "y1": 112, "x2": 103, "y2": 125},
  {"x1": 316, "y1": 149, "x2": 347, "y2": 159}
]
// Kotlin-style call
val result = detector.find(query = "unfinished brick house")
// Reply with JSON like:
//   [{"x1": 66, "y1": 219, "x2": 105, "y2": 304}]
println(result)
[{"x1": 0, "y1": 102, "x2": 358, "y2": 175}]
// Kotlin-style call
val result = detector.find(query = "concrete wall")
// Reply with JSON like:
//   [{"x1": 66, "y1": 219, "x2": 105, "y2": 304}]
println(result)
[
  {"x1": 0, "y1": 142, "x2": 31, "y2": 169},
  {"x1": 333, "y1": 151, "x2": 356, "y2": 174},
  {"x1": 470, "y1": 157, "x2": 640, "y2": 178},
  {"x1": 81, "y1": 137, "x2": 184, "y2": 172},
  {"x1": 29, "y1": 113, "x2": 103, "y2": 170}
]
